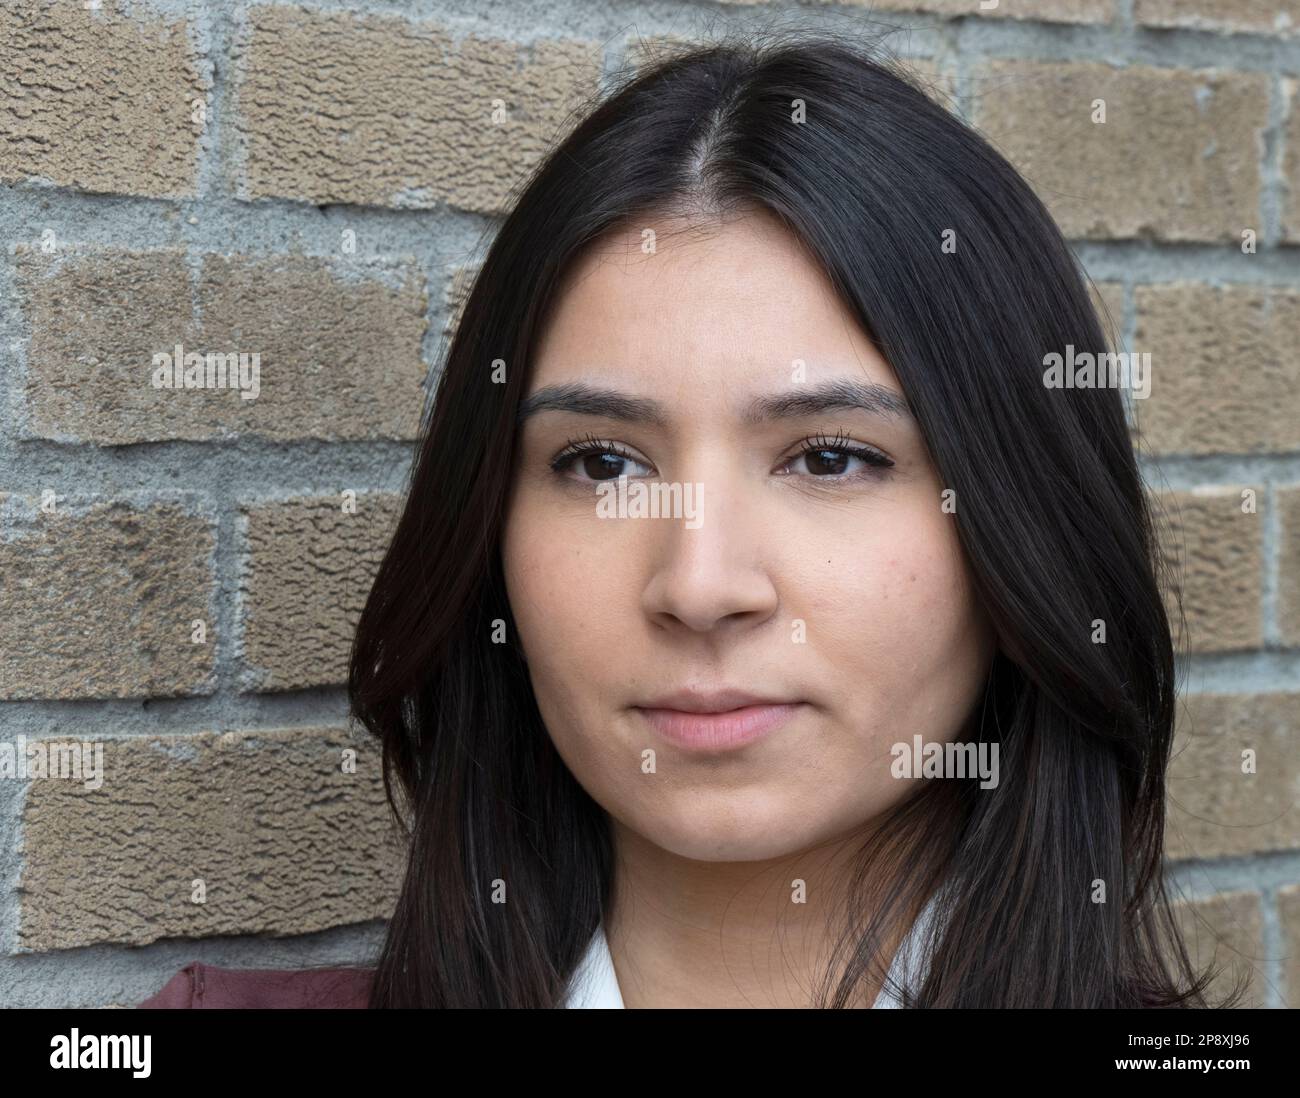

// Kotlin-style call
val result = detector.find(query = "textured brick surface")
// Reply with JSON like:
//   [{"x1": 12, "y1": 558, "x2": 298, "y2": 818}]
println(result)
[
  {"x1": 1166, "y1": 693, "x2": 1300, "y2": 861},
  {"x1": 16, "y1": 248, "x2": 429, "y2": 444},
  {"x1": 1281, "y1": 487, "x2": 1300, "y2": 646},
  {"x1": 17, "y1": 726, "x2": 402, "y2": 951},
  {"x1": 445, "y1": 264, "x2": 478, "y2": 339},
  {"x1": 895, "y1": 57, "x2": 957, "y2": 104},
  {"x1": 1090, "y1": 280, "x2": 1125, "y2": 348},
  {"x1": 626, "y1": 35, "x2": 957, "y2": 102},
  {"x1": 1136, "y1": 0, "x2": 1300, "y2": 36},
  {"x1": 725, "y1": 0, "x2": 1114, "y2": 21},
  {"x1": 972, "y1": 61, "x2": 1267, "y2": 242},
  {"x1": 0, "y1": 495, "x2": 215, "y2": 700},
  {"x1": 235, "y1": 6, "x2": 601, "y2": 212},
  {"x1": 1132, "y1": 285, "x2": 1300, "y2": 457},
  {"x1": 622, "y1": 32, "x2": 707, "y2": 73},
  {"x1": 1285, "y1": 78, "x2": 1300, "y2": 243},
  {"x1": 240, "y1": 494, "x2": 404, "y2": 691},
  {"x1": 1172, "y1": 890, "x2": 1265, "y2": 1008},
  {"x1": 1, "y1": 0, "x2": 1296, "y2": 1007},
  {"x1": 1153, "y1": 487, "x2": 1263, "y2": 654},
  {"x1": 0, "y1": 1, "x2": 204, "y2": 197},
  {"x1": 1281, "y1": 884, "x2": 1300, "y2": 1008}
]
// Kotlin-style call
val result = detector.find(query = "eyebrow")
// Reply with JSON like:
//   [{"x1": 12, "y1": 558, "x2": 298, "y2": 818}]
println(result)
[{"x1": 515, "y1": 378, "x2": 913, "y2": 428}]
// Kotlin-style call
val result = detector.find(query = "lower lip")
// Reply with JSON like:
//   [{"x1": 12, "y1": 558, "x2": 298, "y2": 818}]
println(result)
[{"x1": 634, "y1": 703, "x2": 802, "y2": 752}]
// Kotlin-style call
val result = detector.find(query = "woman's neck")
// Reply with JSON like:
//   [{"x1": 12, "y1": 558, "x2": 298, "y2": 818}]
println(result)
[{"x1": 602, "y1": 817, "x2": 917, "y2": 1008}]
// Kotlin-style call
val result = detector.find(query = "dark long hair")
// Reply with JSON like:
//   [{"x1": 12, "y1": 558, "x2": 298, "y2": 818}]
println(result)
[{"x1": 348, "y1": 28, "x2": 1234, "y2": 1008}]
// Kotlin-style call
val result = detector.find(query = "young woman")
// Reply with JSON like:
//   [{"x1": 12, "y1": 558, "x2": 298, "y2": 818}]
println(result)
[
  {"x1": 143, "y1": 30, "x2": 1230, "y2": 1010},
  {"x1": 341, "y1": 29, "x2": 1237, "y2": 1010}
]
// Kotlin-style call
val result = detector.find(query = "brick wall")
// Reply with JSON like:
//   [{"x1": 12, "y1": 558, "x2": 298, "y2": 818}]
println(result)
[{"x1": 0, "y1": 0, "x2": 1296, "y2": 1007}]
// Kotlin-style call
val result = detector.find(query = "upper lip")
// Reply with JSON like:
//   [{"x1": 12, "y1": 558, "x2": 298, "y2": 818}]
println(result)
[{"x1": 635, "y1": 688, "x2": 798, "y2": 714}]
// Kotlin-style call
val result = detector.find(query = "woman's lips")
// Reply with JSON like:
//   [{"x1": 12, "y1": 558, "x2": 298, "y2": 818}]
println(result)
[{"x1": 633, "y1": 703, "x2": 802, "y2": 752}]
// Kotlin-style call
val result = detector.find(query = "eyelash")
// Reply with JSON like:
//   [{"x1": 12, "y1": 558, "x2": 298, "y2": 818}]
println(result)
[{"x1": 548, "y1": 429, "x2": 895, "y2": 482}]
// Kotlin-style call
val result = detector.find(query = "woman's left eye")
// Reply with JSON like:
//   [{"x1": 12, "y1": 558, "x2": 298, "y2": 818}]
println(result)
[{"x1": 777, "y1": 437, "x2": 895, "y2": 478}]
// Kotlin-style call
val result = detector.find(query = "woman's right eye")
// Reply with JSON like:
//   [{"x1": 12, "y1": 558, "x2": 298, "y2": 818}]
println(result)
[{"x1": 550, "y1": 442, "x2": 654, "y2": 482}]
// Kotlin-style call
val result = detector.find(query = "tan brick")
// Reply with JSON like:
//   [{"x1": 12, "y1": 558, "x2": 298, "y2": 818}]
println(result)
[
  {"x1": 1166, "y1": 693, "x2": 1300, "y2": 861},
  {"x1": 1137, "y1": 0, "x2": 1300, "y2": 37},
  {"x1": 240, "y1": 494, "x2": 403, "y2": 691},
  {"x1": 17, "y1": 726, "x2": 402, "y2": 951},
  {"x1": 972, "y1": 61, "x2": 1267, "y2": 242},
  {"x1": 1090, "y1": 280, "x2": 1125, "y2": 349},
  {"x1": 622, "y1": 33, "x2": 706, "y2": 75},
  {"x1": 1153, "y1": 487, "x2": 1263, "y2": 653},
  {"x1": 1280, "y1": 487, "x2": 1300, "y2": 645},
  {"x1": 16, "y1": 247, "x2": 428, "y2": 444},
  {"x1": 236, "y1": 7, "x2": 601, "y2": 213},
  {"x1": 1285, "y1": 79, "x2": 1300, "y2": 242},
  {"x1": 196, "y1": 254, "x2": 428, "y2": 441},
  {"x1": 620, "y1": 36, "x2": 958, "y2": 105},
  {"x1": 1280, "y1": 884, "x2": 1300, "y2": 1007},
  {"x1": 445, "y1": 263, "x2": 478, "y2": 339},
  {"x1": 0, "y1": 1, "x2": 203, "y2": 197},
  {"x1": 894, "y1": 58, "x2": 958, "y2": 107},
  {"x1": 1172, "y1": 890, "x2": 1264, "y2": 1007},
  {"x1": 724, "y1": 0, "x2": 1114, "y2": 23},
  {"x1": 1132, "y1": 284, "x2": 1300, "y2": 456},
  {"x1": 0, "y1": 495, "x2": 215, "y2": 700}
]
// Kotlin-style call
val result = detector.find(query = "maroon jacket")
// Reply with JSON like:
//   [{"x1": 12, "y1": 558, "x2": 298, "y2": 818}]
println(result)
[{"x1": 139, "y1": 962, "x2": 374, "y2": 1008}]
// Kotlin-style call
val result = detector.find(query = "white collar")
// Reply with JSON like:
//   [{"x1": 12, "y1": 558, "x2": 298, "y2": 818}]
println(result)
[
  {"x1": 870, "y1": 890, "x2": 941, "y2": 1008},
  {"x1": 563, "y1": 922, "x2": 625, "y2": 1008},
  {"x1": 564, "y1": 894, "x2": 939, "y2": 1008}
]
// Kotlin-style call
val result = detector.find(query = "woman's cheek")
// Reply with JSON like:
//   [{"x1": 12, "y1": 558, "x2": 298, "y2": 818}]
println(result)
[{"x1": 506, "y1": 514, "x2": 634, "y2": 703}]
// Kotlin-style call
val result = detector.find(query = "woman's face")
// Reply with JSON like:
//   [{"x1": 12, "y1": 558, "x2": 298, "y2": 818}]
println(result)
[{"x1": 502, "y1": 211, "x2": 995, "y2": 862}]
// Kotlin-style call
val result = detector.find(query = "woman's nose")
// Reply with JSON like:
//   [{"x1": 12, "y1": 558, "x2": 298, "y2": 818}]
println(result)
[{"x1": 637, "y1": 476, "x2": 780, "y2": 635}]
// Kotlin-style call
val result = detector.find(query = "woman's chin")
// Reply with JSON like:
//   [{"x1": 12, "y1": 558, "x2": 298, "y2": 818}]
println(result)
[{"x1": 626, "y1": 797, "x2": 845, "y2": 863}]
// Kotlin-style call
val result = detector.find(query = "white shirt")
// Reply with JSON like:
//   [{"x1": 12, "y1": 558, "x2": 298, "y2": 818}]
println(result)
[
  {"x1": 564, "y1": 920, "x2": 626, "y2": 1008},
  {"x1": 564, "y1": 893, "x2": 939, "y2": 1008}
]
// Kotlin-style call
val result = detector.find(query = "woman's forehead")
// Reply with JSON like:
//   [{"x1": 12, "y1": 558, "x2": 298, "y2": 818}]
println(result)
[{"x1": 532, "y1": 217, "x2": 892, "y2": 395}]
